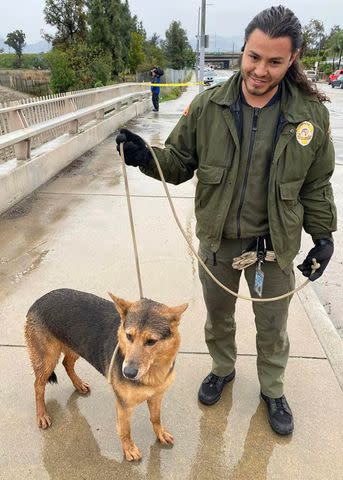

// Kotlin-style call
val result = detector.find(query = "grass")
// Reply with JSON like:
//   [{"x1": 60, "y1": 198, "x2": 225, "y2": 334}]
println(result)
[
  {"x1": 160, "y1": 87, "x2": 182, "y2": 103},
  {"x1": 0, "y1": 68, "x2": 50, "y2": 81},
  {"x1": 0, "y1": 53, "x2": 49, "y2": 70}
]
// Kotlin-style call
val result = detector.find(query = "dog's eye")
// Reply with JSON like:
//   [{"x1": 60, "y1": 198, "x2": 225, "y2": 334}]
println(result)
[
  {"x1": 145, "y1": 338, "x2": 157, "y2": 346},
  {"x1": 126, "y1": 333, "x2": 133, "y2": 342}
]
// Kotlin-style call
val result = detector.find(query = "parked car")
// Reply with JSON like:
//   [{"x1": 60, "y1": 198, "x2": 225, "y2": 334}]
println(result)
[
  {"x1": 331, "y1": 74, "x2": 343, "y2": 89},
  {"x1": 204, "y1": 71, "x2": 215, "y2": 86},
  {"x1": 328, "y1": 68, "x2": 343, "y2": 85},
  {"x1": 304, "y1": 69, "x2": 317, "y2": 82}
]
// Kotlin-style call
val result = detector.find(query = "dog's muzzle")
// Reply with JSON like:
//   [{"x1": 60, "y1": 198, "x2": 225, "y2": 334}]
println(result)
[{"x1": 123, "y1": 363, "x2": 139, "y2": 380}]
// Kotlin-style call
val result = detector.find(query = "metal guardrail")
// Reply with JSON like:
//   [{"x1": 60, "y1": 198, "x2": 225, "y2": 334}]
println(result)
[{"x1": 0, "y1": 83, "x2": 150, "y2": 164}]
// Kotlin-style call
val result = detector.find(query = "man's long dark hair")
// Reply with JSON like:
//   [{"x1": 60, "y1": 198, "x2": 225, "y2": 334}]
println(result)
[{"x1": 244, "y1": 5, "x2": 329, "y2": 102}]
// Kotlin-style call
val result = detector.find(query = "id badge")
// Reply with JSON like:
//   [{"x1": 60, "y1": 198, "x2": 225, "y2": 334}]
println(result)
[{"x1": 254, "y1": 263, "x2": 264, "y2": 298}]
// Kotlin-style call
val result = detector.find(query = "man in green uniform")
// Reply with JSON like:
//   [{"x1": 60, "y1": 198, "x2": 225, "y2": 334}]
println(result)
[{"x1": 116, "y1": 6, "x2": 336, "y2": 435}]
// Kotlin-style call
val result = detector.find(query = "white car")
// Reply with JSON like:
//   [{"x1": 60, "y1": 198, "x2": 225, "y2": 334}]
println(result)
[
  {"x1": 204, "y1": 72, "x2": 215, "y2": 85},
  {"x1": 304, "y1": 69, "x2": 317, "y2": 82}
]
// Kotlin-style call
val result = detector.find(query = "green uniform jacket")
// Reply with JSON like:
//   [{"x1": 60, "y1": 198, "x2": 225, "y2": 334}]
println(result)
[{"x1": 141, "y1": 73, "x2": 337, "y2": 270}]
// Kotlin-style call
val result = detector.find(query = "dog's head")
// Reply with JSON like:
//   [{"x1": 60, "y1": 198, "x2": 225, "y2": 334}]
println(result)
[{"x1": 108, "y1": 293, "x2": 188, "y2": 381}]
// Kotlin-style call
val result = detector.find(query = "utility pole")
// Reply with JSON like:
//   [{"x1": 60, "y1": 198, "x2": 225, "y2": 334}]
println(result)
[
  {"x1": 199, "y1": 0, "x2": 206, "y2": 93},
  {"x1": 195, "y1": 6, "x2": 201, "y2": 82}
]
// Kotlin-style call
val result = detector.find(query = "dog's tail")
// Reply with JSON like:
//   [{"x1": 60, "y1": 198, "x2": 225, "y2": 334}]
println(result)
[{"x1": 48, "y1": 372, "x2": 58, "y2": 384}]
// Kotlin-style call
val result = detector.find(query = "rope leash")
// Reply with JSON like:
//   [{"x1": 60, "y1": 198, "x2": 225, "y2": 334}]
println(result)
[
  {"x1": 119, "y1": 141, "x2": 320, "y2": 303},
  {"x1": 120, "y1": 142, "x2": 144, "y2": 299},
  {"x1": 107, "y1": 145, "x2": 145, "y2": 385},
  {"x1": 107, "y1": 344, "x2": 119, "y2": 384}
]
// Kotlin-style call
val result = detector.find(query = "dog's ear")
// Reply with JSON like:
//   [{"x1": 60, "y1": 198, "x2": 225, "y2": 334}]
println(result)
[
  {"x1": 163, "y1": 303, "x2": 188, "y2": 325},
  {"x1": 108, "y1": 292, "x2": 132, "y2": 320}
]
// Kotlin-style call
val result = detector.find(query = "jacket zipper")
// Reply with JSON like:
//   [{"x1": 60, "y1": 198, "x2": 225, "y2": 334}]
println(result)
[{"x1": 236, "y1": 108, "x2": 259, "y2": 238}]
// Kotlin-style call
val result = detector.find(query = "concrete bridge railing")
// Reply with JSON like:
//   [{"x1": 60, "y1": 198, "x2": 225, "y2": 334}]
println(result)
[{"x1": 0, "y1": 83, "x2": 151, "y2": 215}]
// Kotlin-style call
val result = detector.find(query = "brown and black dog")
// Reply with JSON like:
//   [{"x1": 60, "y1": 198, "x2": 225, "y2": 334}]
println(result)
[{"x1": 25, "y1": 288, "x2": 188, "y2": 461}]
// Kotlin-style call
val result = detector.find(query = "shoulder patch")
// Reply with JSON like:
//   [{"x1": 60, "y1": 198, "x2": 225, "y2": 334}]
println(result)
[{"x1": 296, "y1": 121, "x2": 314, "y2": 146}]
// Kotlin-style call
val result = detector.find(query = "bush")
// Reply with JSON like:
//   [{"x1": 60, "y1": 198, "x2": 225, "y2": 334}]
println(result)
[
  {"x1": 160, "y1": 87, "x2": 182, "y2": 102},
  {"x1": 68, "y1": 43, "x2": 112, "y2": 90},
  {"x1": 46, "y1": 49, "x2": 76, "y2": 93},
  {"x1": 90, "y1": 51, "x2": 112, "y2": 87},
  {"x1": 301, "y1": 56, "x2": 320, "y2": 70},
  {"x1": 31, "y1": 55, "x2": 49, "y2": 70},
  {"x1": 47, "y1": 44, "x2": 112, "y2": 93}
]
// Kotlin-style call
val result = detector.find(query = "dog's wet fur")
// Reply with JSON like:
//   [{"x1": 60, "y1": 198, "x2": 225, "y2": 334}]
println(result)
[{"x1": 25, "y1": 288, "x2": 188, "y2": 461}]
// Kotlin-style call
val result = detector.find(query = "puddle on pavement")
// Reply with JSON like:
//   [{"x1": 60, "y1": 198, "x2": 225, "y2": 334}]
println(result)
[
  {"x1": 9, "y1": 249, "x2": 50, "y2": 285},
  {"x1": 1, "y1": 194, "x2": 36, "y2": 219}
]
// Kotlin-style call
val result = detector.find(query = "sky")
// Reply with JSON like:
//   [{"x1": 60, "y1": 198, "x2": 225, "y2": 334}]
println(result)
[{"x1": 0, "y1": 0, "x2": 341, "y2": 44}]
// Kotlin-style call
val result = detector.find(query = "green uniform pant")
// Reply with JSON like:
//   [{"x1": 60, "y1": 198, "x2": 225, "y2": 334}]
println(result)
[{"x1": 198, "y1": 238, "x2": 295, "y2": 398}]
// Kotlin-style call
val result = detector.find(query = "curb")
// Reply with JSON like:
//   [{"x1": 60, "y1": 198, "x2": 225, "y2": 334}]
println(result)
[{"x1": 297, "y1": 280, "x2": 343, "y2": 390}]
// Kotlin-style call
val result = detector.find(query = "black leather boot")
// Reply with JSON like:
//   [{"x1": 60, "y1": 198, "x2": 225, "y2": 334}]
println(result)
[
  {"x1": 198, "y1": 370, "x2": 236, "y2": 405},
  {"x1": 261, "y1": 392, "x2": 294, "y2": 435}
]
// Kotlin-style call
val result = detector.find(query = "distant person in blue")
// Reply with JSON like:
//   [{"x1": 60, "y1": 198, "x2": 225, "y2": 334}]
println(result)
[{"x1": 151, "y1": 67, "x2": 162, "y2": 112}]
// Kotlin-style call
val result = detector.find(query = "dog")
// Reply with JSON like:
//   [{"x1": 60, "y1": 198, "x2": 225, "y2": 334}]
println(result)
[{"x1": 25, "y1": 288, "x2": 188, "y2": 461}]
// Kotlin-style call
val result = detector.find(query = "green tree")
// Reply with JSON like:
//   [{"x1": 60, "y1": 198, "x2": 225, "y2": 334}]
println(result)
[
  {"x1": 46, "y1": 49, "x2": 76, "y2": 92},
  {"x1": 325, "y1": 26, "x2": 343, "y2": 69},
  {"x1": 163, "y1": 21, "x2": 195, "y2": 69},
  {"x1": 68, "y1": 43, "x2": 112, "y2": 88},
  {"x1": 44, "y1": 0, "x2": 87, "y2": 47},
  {"x1": 47, "y1": 44, "x2": 112, "y2": 92},
  {"x1": 120, "y1": 0, "x2": 140, "y2": 69},
  {"x1": 144, "y1": 34, "x2": 166, "y2": 69},
  {"x1": 88, "y1": 0, "x2": 138, "y2": 76},
  {"x1": 128, "y1": 32, "x2": 145, "y2": 73},
  {"x1": 302, "y1": 19, "x2": 325, "y2": 55},
  {"x1": 5, "y1": 30, "x2": 26, "y2": 67}
]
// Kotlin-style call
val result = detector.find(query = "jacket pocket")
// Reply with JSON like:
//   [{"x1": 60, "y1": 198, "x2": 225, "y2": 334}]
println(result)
[
  {"x1": 196, "y1": 165, "x2": 226, "y2": 212},
  {"x1": 279, "y1": 179, "x2": 304, "y2": 207},
  {"x1": 279, "y1": 179, "x2": 304, "y2": 224},
  {"x1": 197, "y1": 165, "x2": 225, "y2": 184}
]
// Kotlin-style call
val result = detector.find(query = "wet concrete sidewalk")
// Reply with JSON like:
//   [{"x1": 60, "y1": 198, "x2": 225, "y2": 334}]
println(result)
[{"x1": 1, "y1": 86, "x2": 342, "y2": 479}]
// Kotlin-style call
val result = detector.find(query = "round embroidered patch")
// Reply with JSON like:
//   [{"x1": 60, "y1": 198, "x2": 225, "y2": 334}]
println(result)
[{"x1": 296, "y1": 121, "x2": 314, "y2": 146}]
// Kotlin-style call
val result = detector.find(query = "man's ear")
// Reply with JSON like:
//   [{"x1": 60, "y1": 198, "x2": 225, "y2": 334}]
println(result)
[
  {"x1": 163, "y1": 303, "x2": 189, "y2": 326},
  {"x1": 289, "y1": 49, "x2": 299, "y2": 68},
  {"x1": 108, "y1": 293, "x2": 132, "y2": 320}
]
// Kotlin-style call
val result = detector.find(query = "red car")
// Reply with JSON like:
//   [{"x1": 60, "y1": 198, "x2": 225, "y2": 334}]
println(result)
[{"x1": 329, "y1": 69, "x2": 343, "y2": 84}]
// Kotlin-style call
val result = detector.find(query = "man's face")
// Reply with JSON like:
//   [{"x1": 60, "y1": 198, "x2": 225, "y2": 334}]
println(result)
[{"x1": 241, "y1": 28, "x2": 298, "y2": 97}]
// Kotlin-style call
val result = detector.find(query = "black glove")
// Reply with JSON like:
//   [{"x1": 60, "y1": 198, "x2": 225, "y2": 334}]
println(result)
[
  {"x1": 297, "y1": 238, "x2": 334, "y2": 281},
  {"x1": 115, "y1": 128, "x2": 151, "y2": 167}
]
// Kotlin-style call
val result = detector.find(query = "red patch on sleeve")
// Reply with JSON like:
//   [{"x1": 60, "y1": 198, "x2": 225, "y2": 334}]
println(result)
[{"x1": 183, "y1": 105, "x2": 190, "y2": 116}]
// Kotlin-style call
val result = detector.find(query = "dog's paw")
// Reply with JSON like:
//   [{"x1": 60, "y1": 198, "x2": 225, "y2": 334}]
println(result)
[
  {"x1": 74, "y1": 379, "x2": 91, "y2": 394},
  {"x1": 123, "y1": 442, "x2": 142, "y2": 462},
  {"x1": 156, "y1": 427, "x2": 174, "y2": 445},
  {"x1": 37, "y1": 413, "x2": 52, "y2": 429}
]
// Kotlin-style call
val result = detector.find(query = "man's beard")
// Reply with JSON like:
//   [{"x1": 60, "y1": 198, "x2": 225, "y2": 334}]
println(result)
[{"x1": 243, "y1": 74, "x2": 280, "y2": 97}]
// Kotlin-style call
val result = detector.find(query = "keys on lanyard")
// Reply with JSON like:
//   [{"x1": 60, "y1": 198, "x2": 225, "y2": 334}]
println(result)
[{"x1": 254, "y1": 236, "x2": 267, "y2": 298}]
